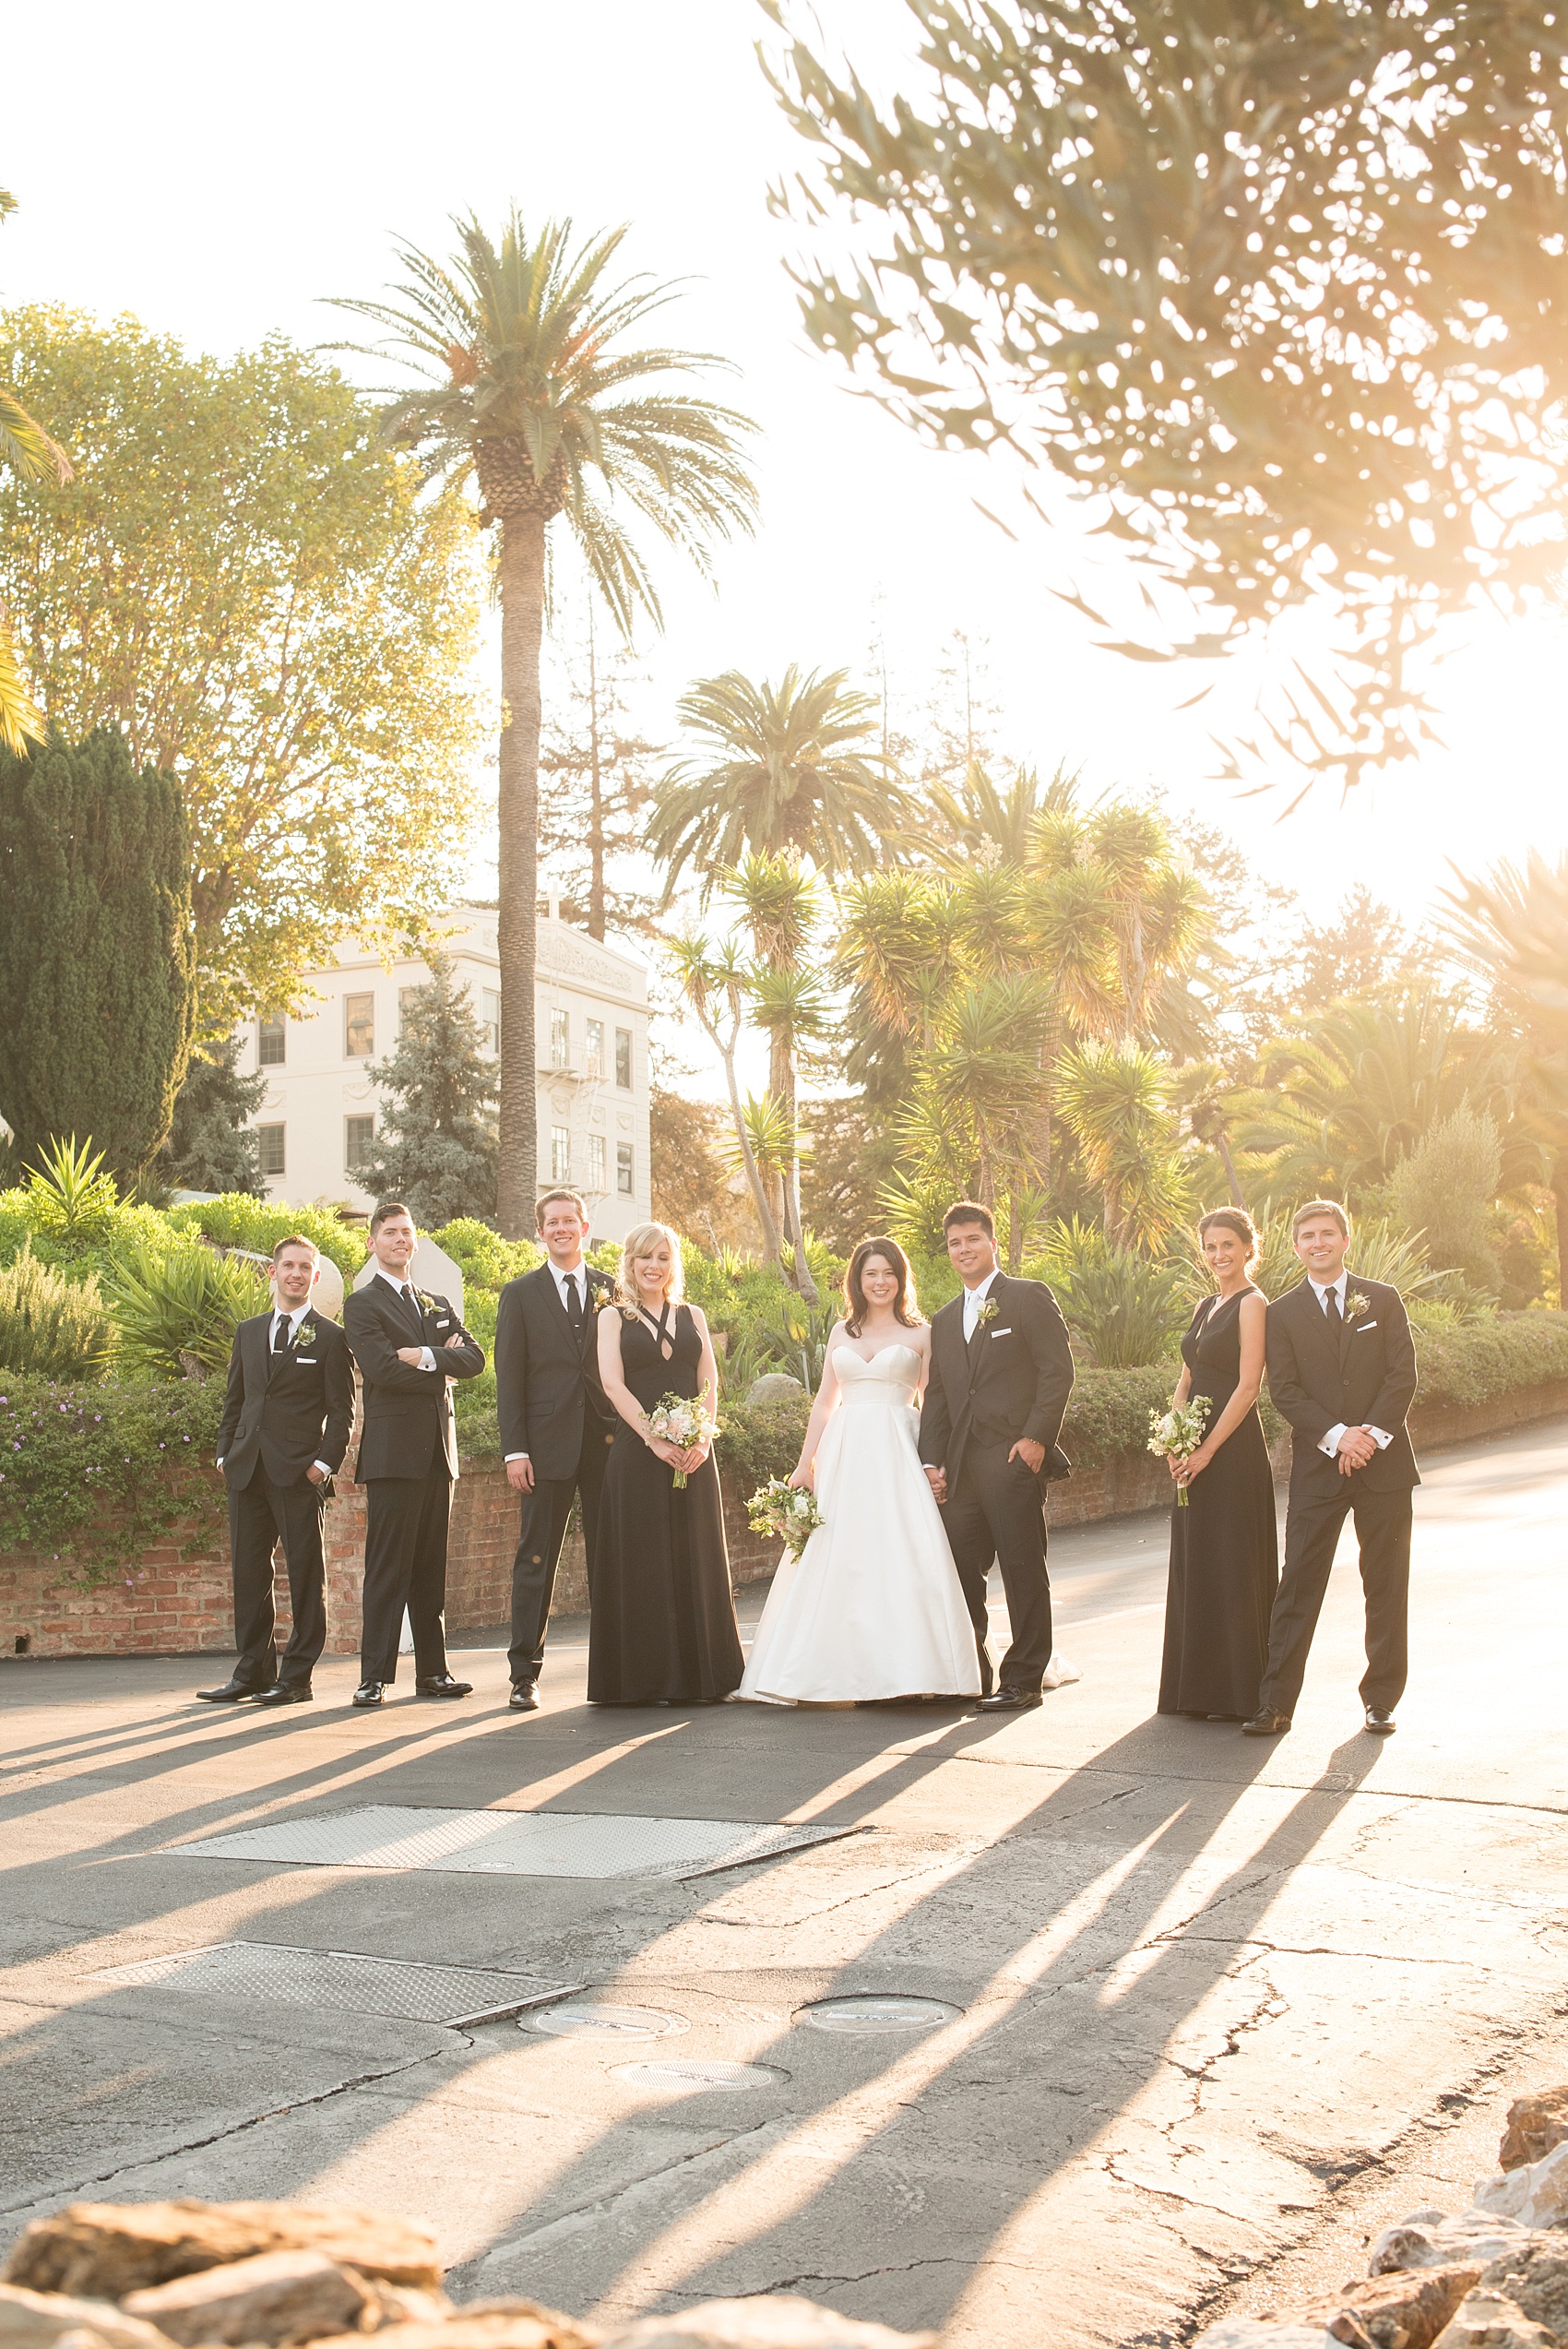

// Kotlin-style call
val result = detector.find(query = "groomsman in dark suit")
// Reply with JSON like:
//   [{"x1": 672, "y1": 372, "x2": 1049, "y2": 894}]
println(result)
[
  {"x1": 1248, "y1": 1198, "x2": 1420, "y2": 1738},
  {"x1": 201, "y1": 1235, "x2": 355, "y2": 1707},
  {"x1": 343, "y1": 1200, "x2": 485, "y2": 1710},
  {"x1": 919, "y1": 1200, "x2": 1075, "y2": 1711},
  {"x1": 494, "y1": 1187, "x2": 616, "y2": 1713}
]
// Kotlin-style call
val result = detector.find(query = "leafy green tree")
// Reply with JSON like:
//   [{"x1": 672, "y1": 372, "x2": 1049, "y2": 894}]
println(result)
[
  {"x1": 0, "y1": 191, "x2": 72, "y2": 755},
  {"x1": 334, "y1": 213, "x2": 758, "y2": 1236},
  {"x1": 1389, "y1": 1107, "x2": 1503, "y2": 1298},
  {"x1": 151, "y1": 1037, "x2": 266, "y2": 1199},
  {"x1": 766, "y1": 1, "x2": 1568, "y2": 789},
  {"x1": 0, "y1": 728, "x2": 196, "y2": 1185},
  {"x1": 651, "y1": 665, "x2": 907, "y2": 890},
  {"x1": 0, "y1": 306, "x2": 485, "y2": 1033},
  {"x1": 357, "y1": 958, "x2": 498, "y2": 1228}
]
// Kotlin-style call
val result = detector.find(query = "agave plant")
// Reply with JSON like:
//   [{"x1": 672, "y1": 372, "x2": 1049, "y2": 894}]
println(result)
[
  {"x1": 24, "y1": 1137, "x2": 122, "y2": 1248},
  {"x1": 106, "y1": 1241, "x2": 269, "y2": 1379}
]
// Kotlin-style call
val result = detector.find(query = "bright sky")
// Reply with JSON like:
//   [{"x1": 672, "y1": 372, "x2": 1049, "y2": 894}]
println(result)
[{"x1": 6, "y1": 0, "x2": 1565, "y2": 945}]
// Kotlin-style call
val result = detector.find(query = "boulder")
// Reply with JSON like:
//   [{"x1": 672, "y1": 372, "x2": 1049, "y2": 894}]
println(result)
[
  {"x1": 744, "y1": 1375, "x2": 807, "y2": 1409},
  {"x1": 1372, "y1": 2216, "x2": 1533, "y2": 2277},
  {"x1": 1478, "y1": 2240, "x2": 1568, "y2": 2340},
  {"x1": 357, "y1": 2286, "x2": 455, "y2": 2333},
  {"x1": 122, "y1": 2252, "x2": 370, "y2": 2347},
  {"x1": 339, "y1": 2313, "x2": 596, "y2": 2349},
  {"x1": 1430, "y1": 2294, "x2": 1554, "y2": 2349},
  {"x1": 3, "y1": 2205, "x2": 442, "y2": 2298},
  {"x1": 600, "y1": 2304, "x2": 934, "y2": 2349},
  {"x1": 0, "y1": 2284, "x2": 180, "y2": 2349},
  {"x1": 1475, "y1": 2149, "x2": 1568, "y2": 2233},
  {"x1": 1191, "y1": 2324, "x2": 1333, "y2": 2349},
  {"x1": 1502, "y1": 2095, "x2": 1568, "y2": 2176},
  {"x1": 1295, "y1": 2265, "x2": 1485, "y2": 2349}
]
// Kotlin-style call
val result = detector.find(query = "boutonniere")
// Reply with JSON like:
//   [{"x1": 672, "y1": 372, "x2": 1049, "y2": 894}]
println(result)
[
  {"x1": 414, "y1": 1289, "x2": 438, "y2": 1314},
  {"x1": 1346, "y1": 1293, "x2": 1372, "y2": 1321},
  {"x1": 288, "y1": 1318, "x2": 317, "y2": 1351},
  {"x1": 974, "y1": 1297, "x2": 1000, "y2": 1327}
]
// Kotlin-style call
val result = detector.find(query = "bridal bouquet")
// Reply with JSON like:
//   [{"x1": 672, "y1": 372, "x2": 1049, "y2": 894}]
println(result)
[
  {"x1": 645, "y1": 1391, "x2": 720, "y2": 1487},
  {"x1": 747, "y1": 1475, "x2": 825, "y2": 1563},
  {"x1": 1147, "y1": 1397, "x2": 1212, "y2": 1507}
]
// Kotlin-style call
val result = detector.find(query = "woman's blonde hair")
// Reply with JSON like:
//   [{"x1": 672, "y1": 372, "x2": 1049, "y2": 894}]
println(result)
[{"x1": 615, "y1": 1221, "x2": 684, "y2": 1316}]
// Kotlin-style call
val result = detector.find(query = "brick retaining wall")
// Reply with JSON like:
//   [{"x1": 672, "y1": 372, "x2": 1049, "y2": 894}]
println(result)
[{"x1": 6, "y1": 1378, "x2": 1567, "y2": 1660}]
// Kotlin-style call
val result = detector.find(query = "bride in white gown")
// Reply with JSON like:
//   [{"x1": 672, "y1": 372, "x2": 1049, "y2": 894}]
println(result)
[{"x1": 739, "y1": 1238, "x2": 981, "y2": 1704}]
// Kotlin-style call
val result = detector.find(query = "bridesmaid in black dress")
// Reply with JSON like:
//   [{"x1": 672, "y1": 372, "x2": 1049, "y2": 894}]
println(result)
[
  {"x1": 1158, "y1": 1207, "x2": 1279, "y2": 1721},
  {"x1": 591, "y1": 1221, "x2": 743, "y2": 1705}
]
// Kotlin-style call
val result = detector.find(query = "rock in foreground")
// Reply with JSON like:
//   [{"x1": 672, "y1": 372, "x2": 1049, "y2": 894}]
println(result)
[{"x1": 3, "y1": 2206, "x2": 443, "y2": 2299}]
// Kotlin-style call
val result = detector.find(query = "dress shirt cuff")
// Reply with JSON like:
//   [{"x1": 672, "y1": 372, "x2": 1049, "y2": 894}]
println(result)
[
  {"x1": 1364, "y1": 1425, "x2": 1393, "y2": 1449},
  {"x1": 504, "y1": 1451, "x2": 529, "y2": 1463},
  {"x1": 216, "y1": 1458, "x2": 224, "y2": 1469},
  {"x1": 1319, "y1": 1422, "x2": 1348, "y2": 1457},
  {"x1": 313, "y1": 1461, "x2": 333, "y2": 1478},
  {"x1": 418, "y1": 1346, "x2": 435, "y2": 1372}
]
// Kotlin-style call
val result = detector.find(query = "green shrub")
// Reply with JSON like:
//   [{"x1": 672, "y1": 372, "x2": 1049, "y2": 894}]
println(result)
[
  {"x1": 714, "y1": 1394, "x2": 812, "y2": 1496},
  {"x1": 166, "y1": 1195, "x2": 362, "y2": 1282},
  {"x1": 1028, "y1": 1219, "x2": 1188, "y2": 1368},
  {"x1": 1415, "y1": 1311, "x2": 1568, "y2": 1410},
  {"x1": 0, "y1": 1246, "x2": 113, "y2": 1381},
  {"x1": 430, "y1": 1219, "x2": 541, "y2": 1294},
  {"x1": 105, "y1": 1240, "x2": 269, "y2": 1379},
  {"x1": 1390, "y1": 1109, "x2": 1503, "y2": 1298},
  {"x1": 0, "y1": 1373, "x2": 225, "y2": 1582}
]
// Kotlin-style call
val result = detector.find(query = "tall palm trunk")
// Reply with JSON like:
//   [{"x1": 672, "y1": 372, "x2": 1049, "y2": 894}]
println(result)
[
  {"x1": 495, "y1": 514, "x2": 544, "y2": 1236},
  {"x1": 768, "y1": 1024, "x2": 818, "y2": 1304}
]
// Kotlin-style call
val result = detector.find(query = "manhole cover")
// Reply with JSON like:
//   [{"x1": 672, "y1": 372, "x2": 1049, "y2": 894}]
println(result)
[
  {"x1": 797, "y1": 1994, "x2": 960, "y2": 2033},
  {"x1": 172, "y1": 1806, "x2": 861, "y2": 1881},
  {"x1": 613, "y1": 2059, "x2": 788, "y2": 2091},
  {"x1": 525, "y1": 2002, "x2": 689, "y2": 2040},
  {"x1": 91, "y1": 1941, "x2": 583, "y2": 2028}
]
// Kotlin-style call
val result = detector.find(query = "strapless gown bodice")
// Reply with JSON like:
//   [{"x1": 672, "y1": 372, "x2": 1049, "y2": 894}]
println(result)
[{"x1": 738, "y1": 1337, "x2": 980, "y2": 1703}]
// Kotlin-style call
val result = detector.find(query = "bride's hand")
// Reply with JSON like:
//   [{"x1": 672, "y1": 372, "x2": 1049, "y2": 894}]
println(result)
[{"x1": 787, "y1": 1465, "x2": 814, "y2": 1491}]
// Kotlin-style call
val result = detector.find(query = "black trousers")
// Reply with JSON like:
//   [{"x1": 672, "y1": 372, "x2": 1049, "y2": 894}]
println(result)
[
  {"x1": 1261, "y1": 1479, "x2": 1412, "y2": 1716},
  {"x1": 941, "y1": 1440, "x2": 1052, "y2": 1695},
  {"x1": 229, "y1": 1465, "x2": 327, "y2": 1688},
  {"x1": 506, "y1": 1422, "x2": 613, "y2": 1687},
  {"x1": 360, "y1": 1461, "x2": 454, "y2": 1686}
]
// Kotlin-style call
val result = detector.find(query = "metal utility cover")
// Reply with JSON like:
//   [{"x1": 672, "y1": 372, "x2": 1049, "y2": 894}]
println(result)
[
  {"x1": 92, "y1": 1940, "x2": 583, "y2": 2027},
  {"x1": 172, "y1": 1806, "x2": 862, "y2": 1880}
]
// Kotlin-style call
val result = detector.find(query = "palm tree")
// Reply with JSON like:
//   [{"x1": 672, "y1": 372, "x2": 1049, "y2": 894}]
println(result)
[
  {"x1": 664, "y1": 932, "x2": 784, "y2": 1267},
  {"x1": 920, "y1": 758, "x2": 1076, "y2": 868},
  {"x1": 723, "y1": 853, "x2": 825, "y2": 1294},
  {"x1": 650, "y1": 665, "x2": 907, "y2": 893},
  {"x1": 920, "y1": 975, "x2": 1047, "y2": 1216},
  {"x1": 333, "y1": 212, "x2": 759, "y2": 1236},
  {"x1": 1053, "y1": 1041, "x2": 1192, "y2": 1249},
  {"x1": 746, "y1": 965, "x2": 831, "y2": 1302},
  {"x1": 1169, "y1": 1061, "x2": 1249, "y2": 1209},
  {"x1": 0, "y1": 187, "x2": 72, "y2": 754}
]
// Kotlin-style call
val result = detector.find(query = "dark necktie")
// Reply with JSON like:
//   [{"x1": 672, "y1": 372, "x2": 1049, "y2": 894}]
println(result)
[
  {"x1": 272, "y1": 1314, "x2": 289, "y2": 1354},
  {"x1": 400, "y1": 1282, "x2": 418, "y2": 1321},
  {"x1": 564, "y1": 1273, "x2": 584, "y2": 1331},
  {"x1": 1324, "y1": 1288, "x2": 1342, "y2": 1335}
]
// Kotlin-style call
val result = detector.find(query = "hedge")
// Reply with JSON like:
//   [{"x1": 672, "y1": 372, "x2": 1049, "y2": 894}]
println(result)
[{"x1": 1415, "y1": 1312, "x2": 1568, "y2": 1409}]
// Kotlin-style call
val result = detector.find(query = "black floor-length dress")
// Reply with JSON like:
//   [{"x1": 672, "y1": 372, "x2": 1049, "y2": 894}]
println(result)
[
  {"x1": 1158, "y1": 1287, "x2": 1279, "y2": 1719},
  {"x1": 588, "y1": 1304, "x2": 744, "y2": 1705}
]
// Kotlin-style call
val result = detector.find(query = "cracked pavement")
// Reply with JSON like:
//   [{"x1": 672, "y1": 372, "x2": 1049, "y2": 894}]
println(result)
[{"x1": 4, "y1": 1417, "x2": 1568, "y2": 2349}]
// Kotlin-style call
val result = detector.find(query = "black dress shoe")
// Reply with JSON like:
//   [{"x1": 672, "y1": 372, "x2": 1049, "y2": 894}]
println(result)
[
  {"x1": 254, "y1": 1682, "x2": 313, "y2": 1707},
  {"x1": 416, "y1": 1674, "x2": 472, "y2": 1699},
  {"x1": 979, "y1": 1687, "x2": 1042, "y2": 1711},
  {"x1": 509, "y1": 1682, "x2": 540, "y2": 1711},
  {"x1": 1364, "y1": 1707, "x2": 1396, "y2": 1735},
  {"x1": 351, "y1": 1681, "x2": 386, "y2": 1708},
  {"x1": 196, "y1": 1677, "x2": 269, "y2": 1703},
  {"x1": 1242, "y1": 1707, "x2": 1292, "y2": 1735}
]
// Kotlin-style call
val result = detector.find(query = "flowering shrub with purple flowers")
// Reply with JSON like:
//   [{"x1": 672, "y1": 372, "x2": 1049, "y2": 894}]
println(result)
[{"x1": 0, "y1": 1375, "x2": 225, "y2": 1585}]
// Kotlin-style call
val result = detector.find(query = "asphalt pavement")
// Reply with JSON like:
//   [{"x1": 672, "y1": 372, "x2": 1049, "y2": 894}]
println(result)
[{"x1": 4, "y1": 1418, "x2": 1567, "y2": 2349}]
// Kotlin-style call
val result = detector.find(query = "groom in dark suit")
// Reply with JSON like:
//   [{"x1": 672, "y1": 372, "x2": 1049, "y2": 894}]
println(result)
[
  {"x1": 343, "y1": 1200, "x2": 486, "y2": 1709},
  {"x1": 919, "y1": 1200, "x2": 1075, "y2": 1711},
  {"x1": 494, "y1": 1187, "x2": 616, "y2": 1713},
  {"x1": 1247, "y1": 1198, "x2": 1420, "y2": 1738},
  {"x1": 202, "y1": 1235, "x2": 355, "y2": 1706}
]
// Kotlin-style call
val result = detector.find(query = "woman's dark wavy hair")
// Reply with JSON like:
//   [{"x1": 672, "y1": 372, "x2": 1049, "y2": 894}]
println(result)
[{"x1": 843, "y1": 1236, "x2": 922, "y2": 1337}]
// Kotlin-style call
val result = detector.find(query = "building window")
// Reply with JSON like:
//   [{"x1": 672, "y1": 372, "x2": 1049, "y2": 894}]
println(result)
[
  {"x1": 614, "y1": 1027, "x2": 632, "y2": 1089},
  {"x1": 585, "y1": 1018, "x2": 604, "y2": 1079},
  {"x1": 345, "y1": 1115, "x2": 375, "y2": 1173},
  {"x1": 398, "y1": 984, "x2": 419, "y2": 1030},
  {"x1": 257, "y1": 1015, "x2": 285, "y2": 1067},
  {"x1": 481, "y1": 988, "x2": 501, "y2": 1055},
  {"x1": 617, "y1": 1141, "x2": 634, "y2": 1197},
  {"x1": 344, "y1": 992, "x2": 374, "y2": 1059},
  {"x1": 258, "y1": 1124, "x2": 286, "y2": 1178},
  {"x1": 587, "y1": 1133, "x2": 606, "y2": 1192},
  {"x1": 551, "y1": 1126, "x2": 571, "y2": 1182},
  {"x1": 550, "y1": 1007, "x2": 569, "y2": 1068}
]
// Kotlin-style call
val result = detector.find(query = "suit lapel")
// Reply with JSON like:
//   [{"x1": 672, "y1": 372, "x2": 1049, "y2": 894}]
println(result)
[{"x1": 245, "y1": 1315, "x2": 271, "y2": 1396}]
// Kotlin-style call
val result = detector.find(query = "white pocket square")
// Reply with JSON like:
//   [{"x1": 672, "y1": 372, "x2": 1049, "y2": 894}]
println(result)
[
  {"x1": 1355, "y1": 1321, "x2": 1378, "y2": 1332},
  {"x1": 295, "y1": 1356, "x2": 317, "y2": 1364},
  {"x1": 990, "y1": 1327, "x2": 1013, "y2": 1337}
]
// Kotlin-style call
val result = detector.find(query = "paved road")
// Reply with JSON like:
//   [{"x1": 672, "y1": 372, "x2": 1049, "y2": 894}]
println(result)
[{"x1": 5, "y1": 1421, "x2": 1568, "y2": 2349}]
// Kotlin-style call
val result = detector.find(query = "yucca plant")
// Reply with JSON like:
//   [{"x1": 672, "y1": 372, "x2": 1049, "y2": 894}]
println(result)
[
  {"x1": 25, "y1": 1136, "x2": 122, "y2": 1247},
  {"x1": 105, "y1": 1240, "x2": 268, "y2": 1379},
  {"x1": 0, "y1": 1244, "x2": 113, "y2": 1380},
  {"x1": 1033, "y1": 1217, "x2": 1189, "y2": 1369}
]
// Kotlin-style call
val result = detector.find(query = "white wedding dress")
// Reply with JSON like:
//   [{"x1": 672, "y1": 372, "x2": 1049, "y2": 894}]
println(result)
[{"x1": 739, "y1": 1343, "x2": 982, "y2": 1704}]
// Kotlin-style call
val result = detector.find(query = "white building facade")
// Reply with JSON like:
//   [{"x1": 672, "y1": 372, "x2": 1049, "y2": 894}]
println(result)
[{"x1": 236, "y1": 905, "x2": 653, "y2": 1241}]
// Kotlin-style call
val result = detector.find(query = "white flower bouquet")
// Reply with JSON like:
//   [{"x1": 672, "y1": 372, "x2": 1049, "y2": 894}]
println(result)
[
  {"x1": 645, "y1": 1391, "x2": 720, "y2": 1487},
  {"x1": 747, "y1": 1474, "x2": 825, "y2": 1563},
  {"x1": 1147, "y1": 1396, "x2": 1212, "y2": 1507}
]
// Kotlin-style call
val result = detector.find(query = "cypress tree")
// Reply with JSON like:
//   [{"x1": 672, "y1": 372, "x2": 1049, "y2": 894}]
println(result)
[
  {"x1": 0, "y1": 726, "x2": 196, "y2": 1186},
  {"x1": 358, "y1": 955, "x2": 498, "y2": 1226}
]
